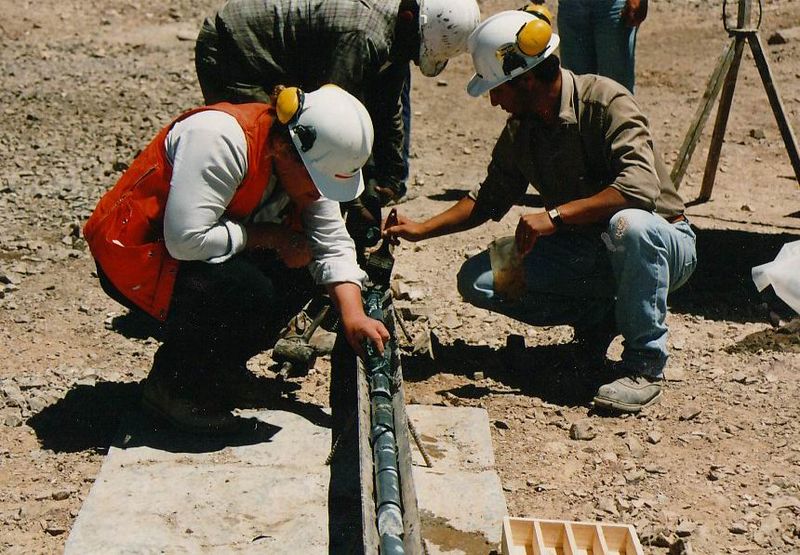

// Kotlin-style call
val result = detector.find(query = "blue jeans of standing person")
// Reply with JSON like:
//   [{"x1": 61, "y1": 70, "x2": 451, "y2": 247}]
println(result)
[
  {"x1": 558, "y1": 0, "x2": 638, "y2": 92},
  {"x1": 457, "y1": 209, "x2": 697, "y2": 378}
]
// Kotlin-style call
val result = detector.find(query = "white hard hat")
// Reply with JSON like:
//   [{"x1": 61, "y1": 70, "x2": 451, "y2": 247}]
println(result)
[
  {"x1": 418, "y1": 0, "x2": 481, "y2": 77},
  {"x1": 277, "y1": 85, "x2": 374, "y2": 202},
  {"x1": 466, "y1": 10, "x2": 560, "y2": 97}
]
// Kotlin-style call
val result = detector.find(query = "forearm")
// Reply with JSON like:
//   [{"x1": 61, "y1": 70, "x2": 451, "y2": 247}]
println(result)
[
  {"x1": 556, "y1": 187, "x2": 635, "y2": 226},
  {"x1": 419, "y1": 196, "x2": 489, "y2": 240},
  {"x1": 327, "y1": 281, "x2": 366, "y2": 323}
]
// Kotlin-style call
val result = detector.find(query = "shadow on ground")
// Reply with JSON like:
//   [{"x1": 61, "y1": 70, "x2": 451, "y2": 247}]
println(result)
[
  {"x1": 28, "y1": 380, "x2": 331, "y2": 455},
  {"x1": 660, "y1": 226, "x2": 799, "y2": 323},
  {"x1": 401, "y1": 337, "x2": 608, "y2": 408},
  {"x1": 108, "y1": 311, "x2": 164, "y2": 341}
]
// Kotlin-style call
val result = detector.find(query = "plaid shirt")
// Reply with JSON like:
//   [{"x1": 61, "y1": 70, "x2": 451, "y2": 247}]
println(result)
[{"x1": 204, "y1": 0, "x2": 406, "y2": 188}]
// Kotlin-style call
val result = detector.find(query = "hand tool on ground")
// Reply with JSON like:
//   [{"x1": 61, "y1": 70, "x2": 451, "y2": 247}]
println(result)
[{"x1": 273, "y1": 302, "x2": 331, "y2": 381}]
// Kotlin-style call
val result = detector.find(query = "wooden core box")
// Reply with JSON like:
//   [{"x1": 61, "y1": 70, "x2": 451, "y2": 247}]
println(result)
[{"x1": 501, "y1": 517, "x2": 644, "y2": 555}]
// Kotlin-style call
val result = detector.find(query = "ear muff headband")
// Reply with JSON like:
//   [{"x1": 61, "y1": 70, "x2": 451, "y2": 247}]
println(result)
[
  {"x1": 276, "y1": 87, "x2": 305, "y2": 125},
  {"x1": 520, "y1": 3, "x2": 553, "y2": 25}
]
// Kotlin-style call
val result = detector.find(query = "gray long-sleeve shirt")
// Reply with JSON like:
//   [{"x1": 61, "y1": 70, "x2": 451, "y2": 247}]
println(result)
[{"x1": 163, "y1": 110, "x2": 367, "y2": 287}]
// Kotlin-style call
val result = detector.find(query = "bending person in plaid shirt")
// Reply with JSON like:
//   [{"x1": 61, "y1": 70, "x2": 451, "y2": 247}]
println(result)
[{"x1": 196, "y1": 0, "x2": 480, "y2": 206}]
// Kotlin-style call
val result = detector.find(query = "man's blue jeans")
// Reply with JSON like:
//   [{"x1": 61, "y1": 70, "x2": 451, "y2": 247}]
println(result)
[
  {"x1": 557, "y1": 0, "x2": 638, "y2": 92},
  {"x1": 457, "y1": 210, "x2": 697, "y2": 377}
]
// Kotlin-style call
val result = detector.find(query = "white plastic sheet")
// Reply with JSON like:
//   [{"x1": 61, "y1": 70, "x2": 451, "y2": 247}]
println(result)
[{"x1": 752, "y1": 240, "x2": 800, "y2": 315}]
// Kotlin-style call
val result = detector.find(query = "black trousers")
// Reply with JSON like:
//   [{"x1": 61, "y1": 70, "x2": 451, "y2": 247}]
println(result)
[{"x1": 98, "y1": 252, "x2": 315, "y2": 375}]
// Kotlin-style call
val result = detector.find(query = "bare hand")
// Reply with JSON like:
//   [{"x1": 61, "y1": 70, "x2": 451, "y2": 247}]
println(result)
[
  {"x1": 383, "y1": 212, "x2": 427, "y2": 242},
  {"x1": 342, "y1": 314, "x2": 390, "y2": 358},
  {"x1": 515, "y1": 212, "x2": 557, "y2": 255},
  {"x1": 622, "y1": 0, "x2": 648, "y2": 27}
]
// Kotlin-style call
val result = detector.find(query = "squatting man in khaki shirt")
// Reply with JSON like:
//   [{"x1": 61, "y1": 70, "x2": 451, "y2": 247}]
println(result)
[{"x1": 384, "y1": 9, "x2": 698, "y2": 413}]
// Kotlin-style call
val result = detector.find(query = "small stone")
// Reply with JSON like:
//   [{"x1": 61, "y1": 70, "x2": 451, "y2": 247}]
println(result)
[
  {"x1": 770, "y1": 496, "x2": 800, "y2": 510},
  {"x1": 411, "y1": 329, "x2": 433, "y2": 358},
  {"x1": 27, "y1": 396, "x2": 48, "y2": 413},
  {"x1": 624, "y1": 469, "x2": 646, "y2": 483},
  {"x1": 669, "y1": 538, "x2": 695, "y2": 555},
  {"x1": 2, "y1": 384, "x2": 24, "y2": 407},
  {"x1": 640, "y1": 525, "x2": 673, "y2": 548},
  {"x1": 16, "y1": 376, "x2": 47, "y2": 389},
  {"x1": 399, "y1": 305, "x2": 432, "y2": 321},
  {"x1": 436, "y1": 80, "x2": 448, "y2": 87},
  {"x1": 646, "y1": 430, "x2": 662, "y2": 444},
  {"x1": 740, "y1": 204, "x2": 753, "y2": 212},
  {"x1": 439, "y1": 314, "x2": 462, "y2": 330},
  {"x1": 472, "y1": 371, "x2": 485, "y2": 381},
  {"x1": 664, "y1": 367, "x2": 686, "y2": 381},
  {"x1": 626, "y1": 436, "x2": 645, "y2": 457},
  {"x1": 676, "y1": 520, "x2": 696, "y2": 537},
  {"x1": 51, "y1": 490, "x2": 71, "y2": 501},
  {"x1": 749, "y1": 128, "x2": 767, "y2": 140},
  {"x1": 767, "y1": 32, "x2": 787, "y2": 45},
  {"x1": 569, "y1": 419, "x2": 597, "y2": 441},
  {"x1": 679, "y1": 406, "x2": 702, "y2": 421},
  {"x1": 644, "y1": 464, "x2": 666, "y2": 474},
  {"x1": 44, "y1": 523, "x2": 67, "y2": 536},
  {"x1": 596, "y1": 497, "x2": 619, "y2": 516},
  {"x1": 494, "y1": 419, "x2": 510, "y2": 430},
  {"x1": 729, "y1": 522, "x2": 748, "y2": 534},
  {"x1": 2, "y1": 410, "x2": 23, "y2": 427}
]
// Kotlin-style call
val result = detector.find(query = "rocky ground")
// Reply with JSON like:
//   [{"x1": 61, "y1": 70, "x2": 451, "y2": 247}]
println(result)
[{"x1": 1, "y1": 0, "x2": 799, "y2": 553}]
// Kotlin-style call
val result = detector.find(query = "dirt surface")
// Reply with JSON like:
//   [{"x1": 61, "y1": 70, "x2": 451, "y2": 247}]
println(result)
[{"x1": 1, "y1": 0, "x2": 799, "y2": 553}]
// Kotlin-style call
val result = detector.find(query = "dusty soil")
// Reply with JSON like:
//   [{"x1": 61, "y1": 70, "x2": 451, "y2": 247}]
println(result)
[{"x1": 1, "y1": 0, "x2": 799, "y2": 553}]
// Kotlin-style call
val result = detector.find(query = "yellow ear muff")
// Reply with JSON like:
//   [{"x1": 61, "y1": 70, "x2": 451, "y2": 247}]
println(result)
[
  {"x1": 276, "y1": 86, "x2": 302, "y2": 125},
  {"x1": 521, "y1": 4, "x2": 553, "y2": 26},
  {"x1": 516, "y1": 18, "x2": 552, "y2": 57}
]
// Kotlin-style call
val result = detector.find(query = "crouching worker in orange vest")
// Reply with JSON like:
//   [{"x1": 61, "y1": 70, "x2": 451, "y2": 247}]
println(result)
[{"x1": 84, "y1": 85, "x2": 390, "y2": 434}]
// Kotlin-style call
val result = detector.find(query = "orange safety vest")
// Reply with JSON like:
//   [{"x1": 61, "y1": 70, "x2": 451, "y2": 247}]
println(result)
[{"x1": 83, "y1": 102, "x2": 315, "y2": 321}]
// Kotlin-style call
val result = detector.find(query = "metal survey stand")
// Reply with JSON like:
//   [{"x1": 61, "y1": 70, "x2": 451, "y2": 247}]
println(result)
[{"x1": 671, "y1": 0, "x2": 800, "y2": 204}]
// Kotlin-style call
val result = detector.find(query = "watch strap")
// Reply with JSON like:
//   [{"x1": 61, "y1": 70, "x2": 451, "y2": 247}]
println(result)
[{"x1": 547, "y1": 207, "x2": 563, "y2": 227}]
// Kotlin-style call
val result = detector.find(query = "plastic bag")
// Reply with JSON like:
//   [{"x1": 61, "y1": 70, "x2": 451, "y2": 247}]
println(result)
[
  {"x1": 751, "y1": 239, "x2": 800, "y2": 316},
  {"x1": 489, "y1": 235, "x2": 526, "y2": 300}
]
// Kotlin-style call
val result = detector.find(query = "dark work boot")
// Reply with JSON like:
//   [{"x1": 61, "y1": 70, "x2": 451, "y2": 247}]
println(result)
[{"x1": 141, "y1": 354, "x2": 246, "y2": 435}]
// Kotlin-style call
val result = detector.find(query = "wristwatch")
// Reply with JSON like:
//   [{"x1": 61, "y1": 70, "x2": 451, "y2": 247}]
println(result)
[{"x1": 547, "y1": 207, "x2": 563, "y2": 228}]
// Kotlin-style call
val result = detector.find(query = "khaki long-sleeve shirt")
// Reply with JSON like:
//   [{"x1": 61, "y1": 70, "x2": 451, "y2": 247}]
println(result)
[{"x1": 470, "y1": 69, "x2": 685, "y2": 223}]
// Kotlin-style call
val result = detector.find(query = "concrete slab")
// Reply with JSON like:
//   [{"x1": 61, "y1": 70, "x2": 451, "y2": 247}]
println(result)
[
  {"x1": 406, "y1": 405, "x2": 508, "y2": 555},
  {"x1": 65, "y1": 409, "x2": 332, "y2": 554},
  {"x1": 66, "y1": 405, "x2": 506, "y2": 554}
]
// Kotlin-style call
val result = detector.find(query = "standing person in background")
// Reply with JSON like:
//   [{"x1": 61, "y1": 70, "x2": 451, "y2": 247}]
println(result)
[
  {"x1": 195, "y1": 0, "x2": 481, "y2": 207},
  {"x1": 549, "y1": 0, "x2": 648, "y2": 93},
  {"x1": 84, "y1": 85, "x2": 389, "y2": 434}
]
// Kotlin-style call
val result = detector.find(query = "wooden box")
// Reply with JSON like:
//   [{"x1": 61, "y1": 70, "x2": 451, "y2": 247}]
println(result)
[{"x1": 501, "y1": 516, "x2": 644, "y2": 555}]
